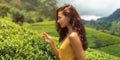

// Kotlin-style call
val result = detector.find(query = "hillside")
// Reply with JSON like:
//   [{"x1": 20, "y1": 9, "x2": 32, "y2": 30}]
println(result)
[
  {"x1": 85, "y1": 8, "x2": 120, "y2": 36},
  {"x1": 99, "y1": 44, "x2": 120, "y2": 57},
  {"x1": 0, "y1": 20, "x2": 120, "y2": 59},
  {"x1": 86, "y1": 27, "x2": 120, "y2": 48},
  {"x1": 86, "y1": 27, "x2": 120, "y2": 57},
  {"x1": 97, "y1": 8, "x2": 120, "y2": 22},
  {"x1": 25, "y1": 20, "x2": 120, "y2": 58}
]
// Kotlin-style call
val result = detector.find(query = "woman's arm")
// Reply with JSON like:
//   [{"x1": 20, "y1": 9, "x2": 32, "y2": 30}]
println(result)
[
  {"x1": 69, "y1": 32, "x2": 86, "y2": 60},
  {"x1": 49, "y1": 40, "x2": 59, "y2": 57},
  {"x1": 42, "y1": 32, "x2": 59, "y2": 57}
]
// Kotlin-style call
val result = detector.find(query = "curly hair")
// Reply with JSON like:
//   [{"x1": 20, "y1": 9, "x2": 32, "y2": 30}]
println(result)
[{"x1": 56, "y1": 4, "x2": 88, "y2": 50}]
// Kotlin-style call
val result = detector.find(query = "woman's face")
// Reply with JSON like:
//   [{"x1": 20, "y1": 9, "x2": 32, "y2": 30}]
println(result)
[{"x1": 57, "y1": 11, "x2": 70, "y2": 28}]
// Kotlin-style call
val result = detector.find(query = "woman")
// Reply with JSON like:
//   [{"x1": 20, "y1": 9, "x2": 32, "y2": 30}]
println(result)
[{"x1": 42, "y1": 4, "x2": 88, "y2": 60}]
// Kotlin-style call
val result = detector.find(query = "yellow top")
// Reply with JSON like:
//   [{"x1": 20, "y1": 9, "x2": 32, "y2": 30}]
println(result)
[{"x1": 59, "y1": 36, "x2": 75, "y2": 60}]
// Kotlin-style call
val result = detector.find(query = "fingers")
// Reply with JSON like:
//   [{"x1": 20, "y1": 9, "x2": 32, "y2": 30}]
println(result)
[
  {"x1": 42, "y1": 32, "x2": 47, "y2": 36},
  {"x1": 42, "y1": 32, "x2": 49, "y2": 40},
  {"x1": 42, "y1": 32, "x2": 52, "y2": 43},
  {"x1": 43, "y1": 32, "x2": 49, "y2": 38},
  {"x1": 42, "y1": 32, "x2": 46, "y2": 40}
]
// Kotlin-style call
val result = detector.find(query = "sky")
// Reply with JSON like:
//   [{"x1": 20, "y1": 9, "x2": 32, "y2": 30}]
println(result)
[{"x1": 57, "y1": 0, "x2": 120, "y2": 21}]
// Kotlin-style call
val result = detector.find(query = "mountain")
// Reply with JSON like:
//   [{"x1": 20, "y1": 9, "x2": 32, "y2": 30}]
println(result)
[
  {"x1": 82, "y1": 19, "x2": 89, "y2": 24},
  {"x1": 85, "y1": 8, "x2": 120, "y2": 36},
  {"x1": 97, "y1": 8, "x2": 120, "y2": 32},
  {"x1": 97, "y1": 8, "x2": 120, "y2": 22}
]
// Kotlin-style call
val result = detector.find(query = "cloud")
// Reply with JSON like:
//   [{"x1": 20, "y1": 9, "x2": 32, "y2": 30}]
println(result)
[
  {"x1": 57, "y1": 0, "x2": 120, "y2": 17},
  {"x1": 81, "y1": 15, "x2": 101, "y2": 21}
]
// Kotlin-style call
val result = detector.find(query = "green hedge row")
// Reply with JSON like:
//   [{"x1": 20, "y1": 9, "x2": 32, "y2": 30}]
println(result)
[
  {"x1": 0, "y1": 20, "x2": 57, "y2": 60},
  {"x1": 86, "y1": 27, "x2": 120, "y2": 48}
]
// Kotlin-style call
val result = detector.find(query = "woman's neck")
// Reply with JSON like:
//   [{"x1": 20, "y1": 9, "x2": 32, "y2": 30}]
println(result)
[{"x1": 67, "y1": 25, "x2": 74, "y2": 36}]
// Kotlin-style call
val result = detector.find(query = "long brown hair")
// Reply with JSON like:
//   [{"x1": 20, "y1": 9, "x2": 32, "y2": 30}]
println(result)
[{"x1": 56, "y1": 4, "x2": 88, "y2": 50}]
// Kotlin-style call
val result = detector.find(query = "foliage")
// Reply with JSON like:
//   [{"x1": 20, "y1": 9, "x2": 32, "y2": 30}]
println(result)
[
  {"x1": 1, "y1": 20, "x2": 120, "y2": 59},
  {"x1": 85, "y1": 8, "x2": 120, "y2": 36},
  {"x1": 0, "y1": 20, "x2": 58, "y2": 60},
  {"x1": 110, "y1": 21, "x2": 120, "y2": 36},
  {"x1": 11, "y1": 0, "x2": 57, "y2": 20},
  {"x1": 99, "y1": 44, "x2": 120, "y2": 57},
  {"x1": 36, "y1": 17, "x2": 43, "y2": 22},
  {"x1": 85, "y1": 48, "x2": 120, "y2": 60},
  {"x1": 25, "y1": 20, "x2": 120, "y2": 59},
  {"x1": 86, "y1": 27, "x2": 120, "y2": 48},
  {"x1": 36, "y1": 0, "x2": 57, "y2": 20},
  {"x1": 0, "y1": 4, "x2": 10, "y2": 18},
  {"x1": 12, "y1": 11, "x2": 24, "y2": 25}
]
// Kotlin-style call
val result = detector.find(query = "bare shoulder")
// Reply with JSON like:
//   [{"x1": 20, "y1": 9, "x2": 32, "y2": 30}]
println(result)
[
  {"x1": 69, "y1": 32, "x2": 78, "y2": 39},
  {"x1": 69, "y1": 32, "x2": 79, "y2": 41},
  {"x1": 69, "y1": 32, "x2": 82, "y2": 47}
]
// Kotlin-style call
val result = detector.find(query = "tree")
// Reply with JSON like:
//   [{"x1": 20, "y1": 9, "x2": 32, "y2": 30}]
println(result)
[
  {"x1": 110, "y1": 21, "x2": 120, "y2": 36},
  {"x1": 86, "y1": 20, "x2": 97, "y2": 28},
  {"x1": 36, "y1": 0, "x2": 57, "y2": 20},
  {"x1": 12, "y1": 11, "x2": 24, "y2": 26},
  {"x1": 10, "y1": 0, "x2": 22, "y2": 9},
  {"x1": 0, "y1": 4, "x2": 10, "y2": 18}
]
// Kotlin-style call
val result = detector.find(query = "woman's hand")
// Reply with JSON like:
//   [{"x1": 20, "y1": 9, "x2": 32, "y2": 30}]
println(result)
[
  {"x1": 42, "y1": 32, "x2": 53, "y2": 44},
  {"x1": 42, "y1": 32, "x2": 59, "y2": 57}
]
